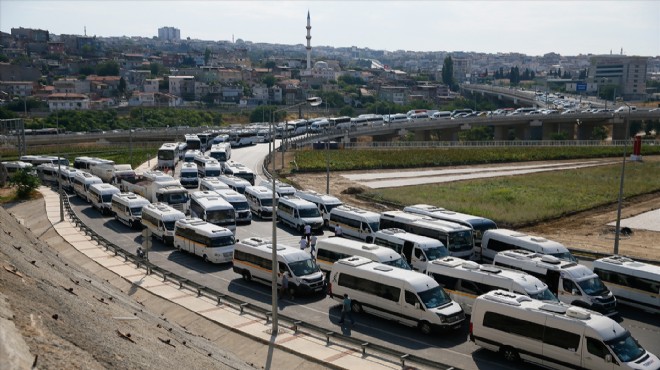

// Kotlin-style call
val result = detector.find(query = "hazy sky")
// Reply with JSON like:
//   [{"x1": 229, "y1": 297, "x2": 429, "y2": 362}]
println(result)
[{"x1": 2, "y1": 1, "x2": 658, "y2": 57}]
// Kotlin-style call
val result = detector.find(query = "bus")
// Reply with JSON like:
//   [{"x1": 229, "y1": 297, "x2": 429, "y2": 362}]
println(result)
[
  {"x1": 173, "y1": 218, "x2": 235, "y2": 264},
  {"x1": 20, "y1": 155, "x2": 69, "y2": 167},
  {"x1": 222, "y1": 162, "x2": 255, "y2": 185},
  {"x1": 228, "y1": 130, "x2": 258, "y2": 147},
  {"x1": 403, "y1": 204, "x2": 497, "y2": 248},
  {"x1": 157, "y1": 143, "x2": 179, "y2": 169},
  {"x1": 185, "y1": 134, "x2": 202, "y2": 151},
  {"x1": 380, "y1": 211, "x2": 475, "y2": 259},
  {"x1": 193, "y1": 154, "x2": 222, "y2": 178},
  {"x1": 73, "y1": 156, "x2": 114, "y2": 171},
  {"x1": 328, "y1": 116, "x2": 351, "y2": 129},
  {"x1": 36, "y1": 163, "x2": 59, "y2": 184},
  {"x1": 197, "y1": 132, "x2": 211, "y2": 152}
]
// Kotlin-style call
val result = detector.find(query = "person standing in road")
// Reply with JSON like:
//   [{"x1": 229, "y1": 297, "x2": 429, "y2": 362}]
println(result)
[
  {"x1": 334, "y1": 224, "x2": 343, "y2": 237},
  {"x1": 338, "y1": 293, "x2": 355, "y2": 325},
  {"x1": 279, "y1": 271, "x2": 290, "y2": 300},
  {"x1": 299, "y1": 235, "x2": 309, "y2": 250},
  {"x1": 304, "y1": 224, "x2": 312, "y2": 241},
  {"x1": 309, "y1": 234, "x2": 318, "y2": 257}
]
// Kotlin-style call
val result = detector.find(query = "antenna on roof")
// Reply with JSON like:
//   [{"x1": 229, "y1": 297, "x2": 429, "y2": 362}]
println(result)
[{"x1": 84, "y1": 26, "x2": 87, "y2": 36}]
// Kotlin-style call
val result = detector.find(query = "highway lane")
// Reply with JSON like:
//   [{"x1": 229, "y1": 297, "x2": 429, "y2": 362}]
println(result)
[{"x1": 65, "y1": 142, "x2": 660, "y2": 370}]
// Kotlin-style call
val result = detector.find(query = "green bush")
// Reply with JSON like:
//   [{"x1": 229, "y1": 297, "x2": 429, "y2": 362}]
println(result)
[{"x1": 10, "y1": 169, "x2": 40, "y2": 199}]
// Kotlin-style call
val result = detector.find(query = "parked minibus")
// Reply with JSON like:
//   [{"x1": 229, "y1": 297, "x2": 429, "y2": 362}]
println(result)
[
  {"x1": 36, "y1": 163, "x2": 59, "y2": 184},
  {"x1": 295, "y1": 190, "x2": 343, "y2": 227},
  {"x1": 276, "y1": 196, "x2": 324, "y2": 233},
  {"x1": 493, "y1": 249, "x2": 617, "y2": 316},
  {"x1": 216, "y1": 174, "x2": 250, "y2": 194},
  {"x1": 1, "y1": 161, "x2": 34, "y2": 179},
  {"x1": 72, "y1": 172, "x2": 103, "y2": 202},
  {"x1": 244, "y1": 186, "x2": 278, "y2": 219},
  {"x1": 157, "y1": 143, "x2": 179, "y2": 169},
  {"x1": 141, "y1": 203, "x2": 186, "y2": 245},
  {"x1": 179, "y1": 163, "x2": 199, "y2": 188},
  {"x1": 315, "y1": 237, "x2": 411, "y2": 274},
  {"x1": 470, "y1": 290, "x2": 658, "y2": 369},
  {"x1": 214, "y1": 188, "x2": 252, "y2": 225},
  {"x1": 328, "y1": 256, "x2": 465, "y2": 334},
  {"x1": 481, "y1": 228, "x2": 576, "y2": 263},
  {"x1": 111, "y1": 192, "x2": 150, "y2": 229},
  {"x1": 209, "y1": 143, "x2": 231, "y2": 163},
  {"x1": 193, "y1": 154, "x2": 222, "y2": 178},
  {"x1": 56, "y1": 166, "x2": 79, "y2": 192},
  {"x1": 593, "y1": 255, "x2": 659, "y2": 314},
  {"x1": 426, "y1": 256, "x2": 558, "y2": 314},
  {"x1": 189, "y1": 190, "x2": 237, "y2": 233},
  {"x1": 259, "y1": 179, "x2": 296, "y2": 197},
  {"x1": 199, "y1": 177, "x2": 230, "y2": 192},
  {"x1": 222, "y1": 161, "x2": 255, "y2": 185},
  {"x1": 88, "y1": 183, "x2": 121, "y2": 215},
  {"x1": 328, "y1": 205, "x2": 380, "y2": 243},
  {"x1": 232, "y1": 237, "x2": 326, "y2": 296},
  {"x1": 373, "y1": 228, "x2": 448, "y2": 272},
  {"x1": 173, "y1": 218, "x2": 235, "y2": 263}
]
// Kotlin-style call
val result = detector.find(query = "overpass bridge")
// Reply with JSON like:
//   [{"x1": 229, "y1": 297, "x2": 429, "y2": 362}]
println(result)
[
  {"x1": 461, "y1": 84, "x2": 611, "y2": 109},
  {"x1": 291, "y1": 111, "x2": 659, "y2": 146}
]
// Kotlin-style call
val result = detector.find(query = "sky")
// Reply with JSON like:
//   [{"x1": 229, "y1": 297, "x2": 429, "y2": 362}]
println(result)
[{"x1": 1, "y1": 0, "x2": 659, "y2": 57}]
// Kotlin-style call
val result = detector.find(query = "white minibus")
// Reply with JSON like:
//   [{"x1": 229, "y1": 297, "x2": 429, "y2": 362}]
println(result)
[
  {"x1": 184, "y1": 134, "x2": 202, "y2": 152},
  {"x1": 216, "y1": 174, "x2": 251, "y2": 194},
  {"x1": 214, "y1": 188, "x2": 252, "y2": 225},
  {"x1": 72, "y1": 172, "x2": 103, "y2": 202},
  {"x1": 157, "y1": 142, "x2": 179, "y2": 169},
  {"x1": 295, "y1": 190, "x2": 343, "y2": 227},
  {"x1": 593, "y1": 256, "x2": 660, "y2": 314},
  {"x1": 88, "y1": 183, "x2": 120, "y2": 215},
  {"x1": 1, "y1": 161, "x2": 34, "y2": 179},
  {"x1": 173, "y1": 218, "x2": 235, "y2": 264},
  {"x1": 141, "y1": 203, "x2": 186, "y2": 246},
  {"x1": 373, "y1": 228, "x2": 448, "y2": 272},
  {"x1": 328, "y1": 205, "x2": 380, "y2": 243},
  {"x1": 179, "y1": 162, "x2": 199, "y2": 188},
  {"x1": 183, "y1": 149, "x2": 202, "y2": 163},
  {"x1": 222, "y1": 161, "x2": 255, "y2": 185},
  {"x1": 315, "y1": 237, "x2": 411, "y2": 274},
  {"x1": 209, "y1": 143, "x2": 231, "y2": 163},
  {"x1": 189, "y1": 191, "x2": 237, "y2": 233},
  {"x1": 36, "y1": 163, "x2": 59, "y2": 184},
  {"x1": 470, "y1": 290, "x2": 659, "y2": 369},
  {"x1": 244, "y1": 186, "x2": 278, "y2": 219},
  {"x1": 111, "y1": 192, "x2": 150, "y2": 229},
  {"x1": 199, "y1": 177, "x2": 230, "y2": 192},
  {"x1": 481, "y1": 228, "x2": 576, "y2": 263},
  {"x1": 259, "y1": 179, "x2": 296, "y2": 197},
  {"x1": 56, "y1": 166, "x2": 79, "y2": 192},
  {"x1": 193, "y1": 154, "x2": 222, "y2": 178},
  {"x1": 276, "y1": 196, "x2": 324, "y2": 233},
  {"x1": 380, "y1": 211, "x2": 475, "y2": 259},
  {"x1": 329, "y1": 256, "x2": 465, "y2": 334},
  {"x1": 73, "y1": 156, "x2": 113, "y2": 171},
  {"x1": 426, "y1": 256, "x2": 558, "y2": 314},
  {"x1": 493, "y1": 250, "x2": 618, "y2": 316},
  {"x1": 403, "y1": 204, "x2": 497, "y2": 247},
  {"x1": 177, "y1": 142, "x2": 187, "y2": 160},
  {"x1": 233, "y1": 237, "x2": 326, "y2": 296}
]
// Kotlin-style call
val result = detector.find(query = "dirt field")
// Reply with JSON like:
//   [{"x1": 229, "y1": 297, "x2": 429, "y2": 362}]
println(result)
[{"x1": 287, "y1": 158, "x2": 660, "y2": 261}]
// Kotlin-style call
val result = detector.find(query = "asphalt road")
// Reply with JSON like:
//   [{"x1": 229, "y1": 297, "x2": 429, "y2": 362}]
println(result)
[{"x1": 67, "y1": 142, "x2": 660, "y2": 370}]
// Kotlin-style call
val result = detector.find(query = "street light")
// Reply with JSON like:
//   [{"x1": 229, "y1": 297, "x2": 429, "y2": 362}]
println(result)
[
  {"x1": 269, "y1": 96, "x2": 322, "y2": 334},
  {"x1": 613, "y1": 102, "x2": 631, "y2": 255}
]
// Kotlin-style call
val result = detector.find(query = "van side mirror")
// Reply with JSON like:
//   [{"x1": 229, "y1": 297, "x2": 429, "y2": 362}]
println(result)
[
  {"x1": 414, "y1": 302, "x2": 420, "y2": 309},
  {"x1": 605, "y1": 354, "x2": 612, "y2": 363},
  {"x1": 571, "y1": 288, "x2": 580, "y2": 295}
]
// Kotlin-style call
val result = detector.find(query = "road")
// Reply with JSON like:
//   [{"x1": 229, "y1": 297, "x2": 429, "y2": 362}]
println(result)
[{"x1": 68, "y1": 142, "x2": 660, "y2": 370}]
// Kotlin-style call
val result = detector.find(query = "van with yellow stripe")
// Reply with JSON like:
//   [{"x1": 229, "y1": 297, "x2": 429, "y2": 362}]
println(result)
[
  {"x1": 232, "y1": 237, "x2": 326, "y2": 296},
  {"x1": 328, "y1": 205, "x2": 380, "y2": 242},
  {"x1": 173, "y1": 218, "x2": 235, "y2": 263},
  {"x1": 426, "y1": 256, "x2": 558, "y2": 315},
  {"x1": 593, "y1": 256, "x2": 660, "y2": 314}
]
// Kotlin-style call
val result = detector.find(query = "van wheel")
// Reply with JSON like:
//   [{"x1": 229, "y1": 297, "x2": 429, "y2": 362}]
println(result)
[
  {"x1": 501, "y1": 347, "x2": 520, "y2": 362},
  {"x1": 242, "y1": 271, "x2": 251, "y2": 281},
  {"x1": 351, "y1": 301, "x2": 362, "y2": 313},
  {"x1": 418, "y1": 321, "x2": 432, "y2": 335}
]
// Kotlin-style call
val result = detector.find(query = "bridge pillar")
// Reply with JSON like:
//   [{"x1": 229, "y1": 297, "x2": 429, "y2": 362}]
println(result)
[
  {"x1": 414, "y1": 129, "x2": 432, "y2": 141},
  {"x1": 576, "y1": 123, "x2": 598, "y2": 140},
  {"x1": 611, "y1": 119, "x2": 628, "y2": 140},
  {"x1": 542, "y1": 122, "x2": 577, "y2": 140},
  {"x1": 494, "y1": 126, "x2": 509, "y2": 140},
  {"x1": 513, "y1": 97, "x2": 518, "y2": 105},
  {"x1": 436, "y1": 128, "x2": 459, "y2": 141},
  {"x1": 515, "y1": 126, "x2": 530, "y2": 140}
]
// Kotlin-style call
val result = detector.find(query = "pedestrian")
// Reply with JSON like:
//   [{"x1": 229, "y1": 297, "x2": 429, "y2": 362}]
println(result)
[
  {"x1": 334, "y1": 224, "x2": 343, "y2": 237},
  {"x1": 309, "y1": 234, "x2": 318, "y2": 257},
  {"x1": 338, "y1": 293, "x2": 355, "y2": 326},
  {"x1": 279, "y1": 271, "x2": 290, "y2": 300},
  {"x1": 299, "y1": 235, "x2": 309, "y2": 250},
  {"x1": 136, "y1": 246, "x2": 145, "y2": 259},
  {"x1": 304, "y1": 224, "x2": 312, "y2": 241}
]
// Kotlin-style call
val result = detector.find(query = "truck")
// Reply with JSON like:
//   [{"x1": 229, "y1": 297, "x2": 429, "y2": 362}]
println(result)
[
  {"x1": 89, "y1": 162, "x2": 136, "y2": 185},
  {"x1": 120, "y1": 170, "x2": 190, "y2": 214}
]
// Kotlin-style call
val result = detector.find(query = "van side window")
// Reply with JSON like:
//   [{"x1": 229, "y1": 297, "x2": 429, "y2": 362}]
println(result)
[
  {"x1": 483, "y1": 311, "x2": 544, "y2": 341},
  {"x1": 486, "y1": 239, "x2": 515, "y2": 252},
  {"x1": 430, "y1": 273, "x2": 458, "y2": 290},
  {"x1": 404, "y1": 290, "x2": 422, "y2": 309},
  {"x1": 563, "y1": 279, "x2": 580, "y2": 294},
  {"x1": 544, "y1": 327, "x2": 580, "y2": 351},
  {"x1": 414, "y1": 248, "x2": 424, "y2": 260},
  {"x1": 586, "y1": 337, "x2": 611, "y2": 360}
]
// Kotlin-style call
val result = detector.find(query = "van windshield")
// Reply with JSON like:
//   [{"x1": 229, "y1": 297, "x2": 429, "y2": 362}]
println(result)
[
  {"x1": 130, "y1": 207, "x2": 143, "y2": 216},
  {"x1": 551, "y1": 251, "x2": 577, "y2": 262},
  {"x1": 424, "y1": 246, "x2": 449, "y2": 261},
  {"x1": 448, "y1": 230, "x2": 473, "y2": 252},
  {"x1": 577, "y1": 276, "x2": 609, "y2": 296},
  {"x1": 606, "y1": 331, "x2": 645, "y2": 363},
  {"x1": 367, "y1": 221, "x2": 380, "y2": 233},
  {"x1": 299, "y1": 207, "x2": 320, "y2": 218},
  {"x1": 383, "y1": 257, "x2": 411, "y2": 270},
  {"x1": 259, "y1": 198, "x2": 274, "y2": 207},
  {"x1": 289, "y1": 259, "x2": 320, "y2": 277},
  {"x1": 418, "y1": 286, "x2": 452, "y2": 309},
  {"x1": 207, "y1": 209, "x2": 236, "y2": 225},
  {"x1": 209, "y1": 235, "x2": 235, "y2": 248},
  {"x1": 527, "y1": 288, "x2": 559, "y2": 302},
  {"x1": 163, "y1": 221, "x2": 176, "y2": 231}
]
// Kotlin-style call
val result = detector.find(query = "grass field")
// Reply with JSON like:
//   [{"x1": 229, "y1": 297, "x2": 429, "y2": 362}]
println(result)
[{"x1": 360, "y1": 159, "x2": 660, "y2": 228}]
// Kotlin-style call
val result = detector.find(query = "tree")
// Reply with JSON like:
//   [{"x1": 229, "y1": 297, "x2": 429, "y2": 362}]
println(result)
[
  {"x1": 204, "y1": 48, "x2": 211, "y2": 65},
  {"x1": 96, "y1": 61, "x2": 119, "y2": 76},
  {"x1": 118, "y1": 77, "x2": 127, "y2": 97},
  {"x1": 9, "y1": 169, "x2": 40, "y2": 199},
  {"x1": 339, "y1": 106, "x2": 354, "y2": 117},
  {"x1": 442, "y1": 56, "x2": 456, "y2": 90},
  {"x1": 262, "y1": 75, "x2": 276, "y2": 88},
  {"x1": 264, "y1": 60, "x2": 276, "y2": 71}
]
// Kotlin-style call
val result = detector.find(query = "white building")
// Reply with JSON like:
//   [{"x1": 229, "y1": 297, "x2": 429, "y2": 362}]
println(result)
[
  {"x1": 47, "y1": 93, "x2": 90, "y2": 111},
  {"x1": 158, "y1": 27, "x2": 180, "y2": 41}
]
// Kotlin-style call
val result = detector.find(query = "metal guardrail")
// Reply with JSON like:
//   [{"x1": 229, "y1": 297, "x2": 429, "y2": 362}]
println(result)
[{"x1": 59, "y1": 189, "x2": 455, "y2": 370}]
